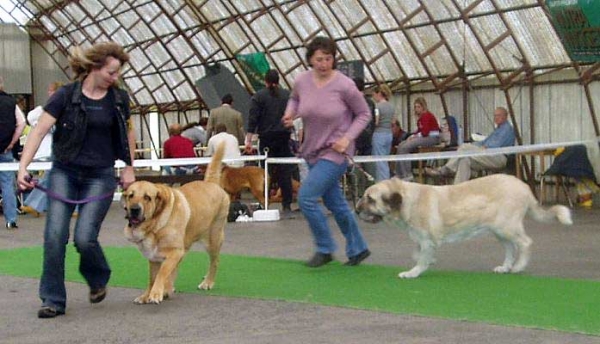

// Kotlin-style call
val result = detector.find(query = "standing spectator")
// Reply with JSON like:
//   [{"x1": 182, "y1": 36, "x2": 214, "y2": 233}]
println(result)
[
  {"x1": 245, "y1": 69, "x2": 295, "y2": 218},
  {"x1": 282, "y1": 36, "x2": 372, "y2": 268},
  {"x1": 0, "y1": 76, "x2": 26, "y2": 229},
  {"x1": 371, "y1": 84, "x2": 394, "y2": 181},
  {"x1": 162, "y1": 123, "x2": 197, "y2": 175},
  {"x1": 206, "y1": 124, "x2": 243, "y2": 167},
  {"x1": 17, "y1": 41, "x2": 136, "y2": 318},
  {"x1": 181, "y1": 117, "x2": 208, "y2": 146},
  {"x1": 207, "y1": 94, "x2": 245, "y2": 144},
  {"x1": 425, "y1": 107, "x2": 515, "y2": 184},
  {"x1": 21, "y1": 82, "x2": 63, "y2": 217},
  {"x1": 353, "y1": 77, "x2": 377, "y2": 182},
  {"x1": 395, "y1": 97, "x2": 440, "y2": 181}
]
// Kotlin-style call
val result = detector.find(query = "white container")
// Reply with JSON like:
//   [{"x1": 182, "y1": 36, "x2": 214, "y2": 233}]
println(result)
[{"x1": 252, "y1": 209, "x2": 280, "y2": 221}]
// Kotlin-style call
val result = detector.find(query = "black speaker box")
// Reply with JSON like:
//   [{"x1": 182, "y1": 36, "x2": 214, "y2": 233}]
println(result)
[{"x1": 196, "y1": 64, "x2": 252, "y2": 127}]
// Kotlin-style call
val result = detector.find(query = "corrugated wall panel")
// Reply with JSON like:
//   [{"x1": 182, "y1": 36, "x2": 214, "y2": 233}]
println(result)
[
  {"x1": 0, "y1": 23, "x2": 31, "y2": 94},
  {"x1": 30, "y1": 41, "x2": 69, "y2": 107}
]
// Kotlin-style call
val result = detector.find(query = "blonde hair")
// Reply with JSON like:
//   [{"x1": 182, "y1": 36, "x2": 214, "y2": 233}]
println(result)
[
  {"x1": 69, "y1": 41, "x2": 130, "y2": 81},
  {"x1": 374, "y1": 84, "x2": 392, "y2": 100},
  {"x1": 48, "y1": 82, "x2": 63, "y2": 93},
  {"x1": 414, "y1": 97, "x2": 428, "y2": 111}
]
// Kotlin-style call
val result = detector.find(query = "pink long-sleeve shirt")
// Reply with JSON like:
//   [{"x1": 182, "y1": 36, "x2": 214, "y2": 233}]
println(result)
[{"x1": 286, "y1": 70, "x2": 371, "y2": 165}]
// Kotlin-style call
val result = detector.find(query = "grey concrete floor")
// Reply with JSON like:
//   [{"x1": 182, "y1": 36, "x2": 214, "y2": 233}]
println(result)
[{"x1": 1, "y1": 199, "x2": 600, "y2": 344}]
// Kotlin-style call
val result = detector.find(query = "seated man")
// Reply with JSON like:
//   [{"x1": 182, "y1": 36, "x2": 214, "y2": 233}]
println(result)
[
  {"x1": 206, "y1": 123, "x2": 243, "y2": 167},
  {"x1": 425, "y1": 106, "x2": 515, "y2": 184},
  {"x1": 390, "y1": 119, "x2": 408, "y2": 154},
  {"x1": 163, "y1": 123, "x2": 197, "y2": 175},
  {"x1": 181, "y1": 117, "x2": 208, "y2": 146}
]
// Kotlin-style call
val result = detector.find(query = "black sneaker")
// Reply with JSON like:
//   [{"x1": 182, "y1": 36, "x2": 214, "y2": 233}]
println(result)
[
  {"x1": 5, "y1": 222, "x2": 18, "y2": 230},
  {"x1": 344, "y1": 249, "x2": 371, "y2": 266},
  {"x1": 37, "y1": 306, "x2": 65, "y2": 319},
  {"x1": 306, "y1": 252, "x2": 333, "y2": 268},
  {"x1": 89, "y1": 287, "x2": 107, "y2": 304}
]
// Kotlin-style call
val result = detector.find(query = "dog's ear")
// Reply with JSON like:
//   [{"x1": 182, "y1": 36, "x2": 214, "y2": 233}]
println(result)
[
  {"x1": 153, "y1": 184, "x2": 170, "y2": 217},
  {"x1": 383, "y1": 191, "x2": 402, "y2": 211},
  {"x1": 120, "y1": 190, "x2": 129, "y2": 209}
]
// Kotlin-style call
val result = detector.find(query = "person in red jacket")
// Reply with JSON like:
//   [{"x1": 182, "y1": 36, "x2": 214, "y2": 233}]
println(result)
[
  {"x1": 394, "y1": 97, "x2": 440, "y2": 181},
  {"x1": 163, "y1": 123, "x2": 197, "y2": 175}
]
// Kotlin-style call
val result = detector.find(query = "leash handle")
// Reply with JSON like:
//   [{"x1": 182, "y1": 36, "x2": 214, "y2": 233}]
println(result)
[
  {"x1": 25, "y1": 175, "x2": 115, "y2": 205},
  {"x1": 345, "y1": 154, "x2": 375, "y2": 182}
]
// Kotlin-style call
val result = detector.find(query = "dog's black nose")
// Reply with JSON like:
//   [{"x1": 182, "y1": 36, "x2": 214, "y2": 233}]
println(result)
[{"x1": 129, "y1": 204, "x2": 141, "y2": 217}]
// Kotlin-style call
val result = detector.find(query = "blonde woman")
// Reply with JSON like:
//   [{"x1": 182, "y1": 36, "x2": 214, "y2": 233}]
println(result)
[
  {"x1": 395, "y1": 97, "x2": 440, "y2": 181},
  {"x1": 18, "y1": 42, "x2": 136, "y2": 318}
]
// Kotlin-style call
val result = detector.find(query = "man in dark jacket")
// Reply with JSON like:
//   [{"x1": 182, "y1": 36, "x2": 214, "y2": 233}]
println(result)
[
  {"x1": 0, "y1": 76, "x2": 26, "y2": 229},
  {"x1": 245, "y1": 70, "x2": 295, "y2": 218}
]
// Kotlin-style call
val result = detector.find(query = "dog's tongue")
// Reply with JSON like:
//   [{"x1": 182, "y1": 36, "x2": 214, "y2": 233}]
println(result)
[{"x1": 129, "y1": 218, "x2": 142, "y2": 227}]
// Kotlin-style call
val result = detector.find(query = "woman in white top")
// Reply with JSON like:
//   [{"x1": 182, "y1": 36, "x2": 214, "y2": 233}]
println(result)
[{"x1": 21, "y1": 82, "x2": 63, "y2": 216}]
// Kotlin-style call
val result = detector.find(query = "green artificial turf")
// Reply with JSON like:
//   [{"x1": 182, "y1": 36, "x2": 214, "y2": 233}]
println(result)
[{"x1": 1, "y1": 245, "x2": 598, "y2": 335}]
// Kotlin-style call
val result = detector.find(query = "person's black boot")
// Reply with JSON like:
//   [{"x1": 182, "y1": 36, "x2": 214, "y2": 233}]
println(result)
[{"x1": 306, "y1": 252, "x2": 333, "y2": 267}]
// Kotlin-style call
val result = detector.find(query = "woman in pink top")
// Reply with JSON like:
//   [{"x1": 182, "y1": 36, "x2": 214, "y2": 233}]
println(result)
[
  {"x1": 394, "y1": 97, "x2": 440, "y2": 180},
  {"x1": 283, "y1": 36, "x2": 371, "y2": 268}
]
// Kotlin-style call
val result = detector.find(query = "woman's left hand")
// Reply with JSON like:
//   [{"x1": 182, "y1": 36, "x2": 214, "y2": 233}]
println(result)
[
  {"x1": 332, "y1": 136, "x2": 350, "y2": 154},
  {"x1": 121, "y1": 166, "x2": 136, "y2": 189}
]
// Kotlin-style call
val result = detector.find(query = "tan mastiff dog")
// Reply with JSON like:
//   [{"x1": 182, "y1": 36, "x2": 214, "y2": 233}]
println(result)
[
  {"x1": 356, "y1": 174, "x2": 572, "y2": 278},
  {"x1": 123, "y1": 143, "x2": 230, "y2": 304}
]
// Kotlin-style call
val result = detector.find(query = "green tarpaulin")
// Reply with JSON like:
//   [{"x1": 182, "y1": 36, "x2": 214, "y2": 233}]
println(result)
[
  {"x1": 547, "y1": 0, "x2": 600, "y2": 62},
  {"x1": 236, "y1": 52, "x2": 270, "y2": 91}
]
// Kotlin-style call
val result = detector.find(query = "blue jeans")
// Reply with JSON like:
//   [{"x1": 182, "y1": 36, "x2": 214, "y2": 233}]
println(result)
[
  {"x1": 298, "y1": 159, "x2": 368, "y2": 258},
  {"x1": 39, "y1": 162, "x2": 116, "y2": 312},
  {"x1": 371, "y1": 131, "x2": 392, "y2": 182},
  {"x1": 0, "y1": 151, "x2": 17, "y2": 224}
]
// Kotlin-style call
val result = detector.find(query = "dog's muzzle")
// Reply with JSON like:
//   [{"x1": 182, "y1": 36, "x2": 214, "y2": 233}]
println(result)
[
  {"x1": 126, "y1": 204, "x2": 145, "y2": 227},
  {"x1": 357, "y1": 211, "x2": 383, "y2": 223},
  {"x1": 355, "y1": 202, "x2": 383, "y2": 223}
]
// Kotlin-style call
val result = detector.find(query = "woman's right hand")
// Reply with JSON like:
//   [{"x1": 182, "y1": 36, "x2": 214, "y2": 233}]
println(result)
[
  {"x1": 281, "y1": 113, "x2": 294, "y2": 128},
  {"x1": 17, "y1": 169, "x2": 34, "y2": 191}
]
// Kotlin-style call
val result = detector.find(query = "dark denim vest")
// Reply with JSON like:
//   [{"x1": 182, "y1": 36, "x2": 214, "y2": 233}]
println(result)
[
  {"x1": 52, "y1": 81, "x2": 132, "y2": 166},
  {"x1": 0, "y1": 91, "x2": 17, "y2": 153}
]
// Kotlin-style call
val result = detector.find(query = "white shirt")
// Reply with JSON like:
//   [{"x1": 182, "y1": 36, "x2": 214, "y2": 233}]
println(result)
[
  {"x1": 6, "y1": 105, "x2": 26, "y2": 154},
  {"x1": 206, "y1": 132, "x2": 243, "y2": 167},
  {"x1": 26, "y1": 106, "x2": 53, "y2": 160}
]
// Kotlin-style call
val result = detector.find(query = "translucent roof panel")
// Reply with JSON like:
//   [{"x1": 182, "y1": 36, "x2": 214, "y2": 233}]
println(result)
[{"x1": 0, "y1": 0, "x2": 584, "y2": 112}]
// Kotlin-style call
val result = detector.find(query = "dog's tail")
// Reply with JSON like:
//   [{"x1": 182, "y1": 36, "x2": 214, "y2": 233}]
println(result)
[
  {"x1": 204, "y1": 142, "x2": 226, "y2": 185},
  {"x1": 528, "y1": 201, "x2": 573, "y2": 226}
]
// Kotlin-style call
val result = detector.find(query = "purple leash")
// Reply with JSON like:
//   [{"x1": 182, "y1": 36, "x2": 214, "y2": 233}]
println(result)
[{"x1": 26, "y1": 177, "x2": 115, "y2": 205}]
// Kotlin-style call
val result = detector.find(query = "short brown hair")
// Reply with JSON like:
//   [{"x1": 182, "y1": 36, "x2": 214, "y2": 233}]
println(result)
[
  {"x1": 168, "y1": 123, "x2": 182, "y2": 136},
  {"x1": 305, "y1": 36, "x2": 337, "y2": 69},
  {"x1": 69, "y1": 41, "x2": 130, "y2": 81}
]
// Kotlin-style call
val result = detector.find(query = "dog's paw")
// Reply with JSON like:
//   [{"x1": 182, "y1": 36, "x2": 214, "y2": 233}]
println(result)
[
  {"x1": 198, "y1": 280, "x2": 214, "y2": 290},
  {"x1": 493, "y1": 266, "x2": 511, "y2": 274},
  {"x1": 133, "y1": 294, "x2": 149, "y2": 304},
  {"x1": 398, "y1": 271, "x2": 420, "y2": 279},
  {"x1": 147, "y1": 288, "x2": 165, "y2": 304}
]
